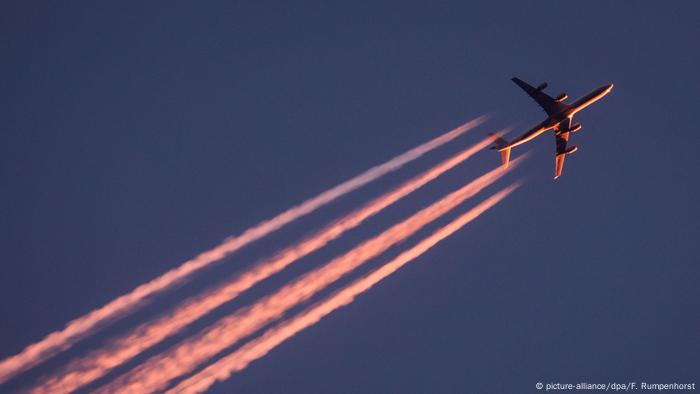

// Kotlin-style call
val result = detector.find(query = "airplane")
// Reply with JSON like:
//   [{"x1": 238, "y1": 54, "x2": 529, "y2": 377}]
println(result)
[{"x1": 491, "y1": 77, "x2": 613, "y2": 179}]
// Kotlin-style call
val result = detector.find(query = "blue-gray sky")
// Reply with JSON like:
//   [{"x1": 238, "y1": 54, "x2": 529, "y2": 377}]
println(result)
[{"x1": 1, "y1": 2, "x2": 698, "y2": 393}]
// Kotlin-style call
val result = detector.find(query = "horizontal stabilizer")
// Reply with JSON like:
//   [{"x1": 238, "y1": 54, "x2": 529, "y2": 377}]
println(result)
[
  {"x1": 488, "y1": 132, "x2": 511, "y2": 168},
  {"x1": 500, "y1": 147, "x2": 511, "y2": 168},
  {"x1": 488, "y1": 132, "x2": 509, "y2": 149}
]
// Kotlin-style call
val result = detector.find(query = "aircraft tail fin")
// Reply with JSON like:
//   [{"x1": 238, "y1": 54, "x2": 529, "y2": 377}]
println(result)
[{"x1": 489, "y1": 133, "x2": 511, "y2": 168}]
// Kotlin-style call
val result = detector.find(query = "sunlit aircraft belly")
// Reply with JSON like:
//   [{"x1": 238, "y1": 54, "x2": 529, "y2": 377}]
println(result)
[
  {"x1": 569, "y1": 84, "x2": 614, "y2": 116},
  {"x1": 504, "y1": 119, "x2": 557, "y2": 150}
]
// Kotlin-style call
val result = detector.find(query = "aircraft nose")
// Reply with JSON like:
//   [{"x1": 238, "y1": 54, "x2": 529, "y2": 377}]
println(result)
[{"x1": 605, "y1": 83, "x2": 614, "y2": 92}]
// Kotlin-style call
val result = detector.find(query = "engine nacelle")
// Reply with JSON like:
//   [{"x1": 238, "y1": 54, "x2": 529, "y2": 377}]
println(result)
[
  {"x1": 570, "y1": 123, "x2": 582, "y2": 133},
  {"x1": 554, "y1": 93, "x2": 568, "y2": 103},
  {"x1": 536, "y1": 82, "x2": 548, "y2": 91},
  {"x1": 565, "y1": 146, "x2": 578, "y2": 155}
]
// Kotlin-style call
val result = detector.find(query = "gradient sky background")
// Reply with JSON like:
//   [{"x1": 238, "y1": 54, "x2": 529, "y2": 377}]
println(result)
[{"x1": 2, "y1": 2, "x2": 699, "y2": 393}]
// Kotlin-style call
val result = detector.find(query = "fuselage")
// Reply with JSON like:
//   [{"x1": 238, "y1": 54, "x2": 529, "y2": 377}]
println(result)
[
  {"x1": 567, "y1": 84, "x2": 614, "y2": 117},
  {"x1": 501, "y1": 83, "x2": 613, "y2": 150}
]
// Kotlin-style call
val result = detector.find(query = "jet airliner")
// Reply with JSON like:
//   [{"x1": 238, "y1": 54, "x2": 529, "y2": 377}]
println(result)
[{"x1": 491, "y1": 77, "x2": 613, "y2": 179}]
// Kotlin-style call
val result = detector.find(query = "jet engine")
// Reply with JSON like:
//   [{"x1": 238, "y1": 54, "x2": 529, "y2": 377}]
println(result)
[
  {"x1": 536, "y1": 82, "x2": 548, "y2": 91},
  {"x1": 569, "y1": 123, "x2": 582, "y2": 133},
  {"x1": 554, "y1": 93, "x2": 568, "y2": 103},
  {"x1": 565, "y1": 146, "x2": 578, "y2": 155}
]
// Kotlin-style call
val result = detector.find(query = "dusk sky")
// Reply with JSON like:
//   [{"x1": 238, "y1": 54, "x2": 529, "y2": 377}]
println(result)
[{"x1": 1, "y1": 2, "x2": 698, "y2": 393}]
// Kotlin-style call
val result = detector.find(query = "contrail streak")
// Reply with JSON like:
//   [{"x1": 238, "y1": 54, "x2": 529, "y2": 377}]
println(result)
[
  {"x1": 97, "y1": 159, "x2": 521, "y2": 394},
  {"x1": 0, "y1": 116, "x2": 485, "y2": 385},
  {"x1": 30, "y1": 131, "x2": 501, "y2": 394},
  {"x1": 168, "y1": 184, "x2": 519, "y2": 394}
]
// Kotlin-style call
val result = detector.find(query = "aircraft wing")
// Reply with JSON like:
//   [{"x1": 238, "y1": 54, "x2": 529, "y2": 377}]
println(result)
[
  {"x1": 512, "y1": 77, "x2": 563, "y2": 117},
  {"x1": 554, "y1": 132, "x2": 570, "y2": 179}
]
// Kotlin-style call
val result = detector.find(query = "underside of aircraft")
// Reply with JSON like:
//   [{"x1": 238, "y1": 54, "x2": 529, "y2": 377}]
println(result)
[{"x1": 492, "y1": 77, "x2": 613, "y2": 179}]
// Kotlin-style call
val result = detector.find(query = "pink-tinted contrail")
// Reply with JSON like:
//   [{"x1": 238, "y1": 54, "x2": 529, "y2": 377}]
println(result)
[
  {"x1": 168, "y1": 184, "x2": 519, "y2": 394},
  {"x1": 96, "y1": 159, "x2": 521, "y2": 394},
  {"x1": 0, "y1": 116, "x2": 486, "y2": 384},
  {"x1": 30, "y1": 131, "x2": 501, "y2": 394}
]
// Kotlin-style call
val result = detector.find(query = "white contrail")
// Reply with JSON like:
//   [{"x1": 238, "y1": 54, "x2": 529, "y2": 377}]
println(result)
[
  {"x1": 168, "y1": 184, "x2": 520, "y2": 394},
  {"x1": 0, "y1": 116, "x2": 485, "y2": 384},
  {"x1": 30, "y1": 132, "x2": 501, "y2": 394},
  {"x1": 95, "y1": 159, "x2": 521, "y2": 394}
]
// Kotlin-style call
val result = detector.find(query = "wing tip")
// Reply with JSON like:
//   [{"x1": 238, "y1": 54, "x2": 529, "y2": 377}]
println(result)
[{"x1": 554, "y1": 152, "x2": 566, "y2": 180}]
